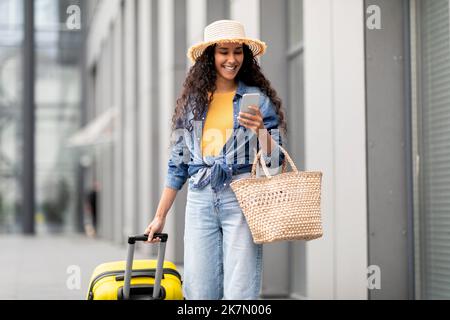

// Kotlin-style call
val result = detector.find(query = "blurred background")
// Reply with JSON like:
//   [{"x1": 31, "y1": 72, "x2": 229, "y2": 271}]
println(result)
[{"x1": 0, "y1": 0, "x2": 449, "y2": 300}]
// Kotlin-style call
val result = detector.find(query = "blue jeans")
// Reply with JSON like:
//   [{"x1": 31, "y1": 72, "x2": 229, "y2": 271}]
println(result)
[{"x1": 183, "y1": 172, "x2": 263, "y2": 300}]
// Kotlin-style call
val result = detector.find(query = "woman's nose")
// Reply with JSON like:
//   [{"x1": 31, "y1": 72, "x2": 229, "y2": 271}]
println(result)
[{"x1": 227, "y1": 53, "x2": 237, "y2": 63}]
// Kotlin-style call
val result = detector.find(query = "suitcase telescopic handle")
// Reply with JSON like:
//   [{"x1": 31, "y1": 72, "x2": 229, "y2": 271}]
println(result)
[
  {"x1": 128, "y1": 233, "x2": 168, "y2": 244},
  {"x1": 123, "y1": 233, "x2": 168, "y2": 300}
]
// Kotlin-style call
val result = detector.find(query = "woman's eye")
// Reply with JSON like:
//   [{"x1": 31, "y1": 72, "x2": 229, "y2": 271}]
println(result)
[{"x1": 219, "y1": 50, "x2": 242, "y2": 55}]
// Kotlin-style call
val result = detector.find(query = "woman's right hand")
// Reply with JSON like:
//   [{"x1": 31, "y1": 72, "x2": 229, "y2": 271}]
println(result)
[{"x1": 144, "y1": 216, "x2": 166, "y2": 244}]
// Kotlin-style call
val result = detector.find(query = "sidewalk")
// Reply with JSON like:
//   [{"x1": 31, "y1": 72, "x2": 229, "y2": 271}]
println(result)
[{"x1": 0, "y1": 234, "x2": 174, "y2": 300}]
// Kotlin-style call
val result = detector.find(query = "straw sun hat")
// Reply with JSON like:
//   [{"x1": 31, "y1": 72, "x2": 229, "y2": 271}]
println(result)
[{"x1": 187, "y1": 20, "x2": 267, "y2": 63}]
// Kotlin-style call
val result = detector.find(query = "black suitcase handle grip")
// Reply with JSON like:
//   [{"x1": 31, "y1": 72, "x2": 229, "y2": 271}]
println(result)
[{"x1": 128, "y1": 233, "x2": 168, "y2": 244}]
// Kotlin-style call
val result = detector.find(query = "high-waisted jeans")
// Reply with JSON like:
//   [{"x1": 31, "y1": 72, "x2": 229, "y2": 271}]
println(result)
[{"x1": 183, "y1": 172, "x2": 263, "y2": 300}]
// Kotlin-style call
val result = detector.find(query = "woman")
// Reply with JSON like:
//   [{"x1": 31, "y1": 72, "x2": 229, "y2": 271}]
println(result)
[{"x1": 144, "y1": 20, "x2": 287, "y2": 300}]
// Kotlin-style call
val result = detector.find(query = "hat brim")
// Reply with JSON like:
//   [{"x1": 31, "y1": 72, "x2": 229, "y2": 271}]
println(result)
[{"x1": 187, "y1": 38, "x2": 267, "y2": 63}]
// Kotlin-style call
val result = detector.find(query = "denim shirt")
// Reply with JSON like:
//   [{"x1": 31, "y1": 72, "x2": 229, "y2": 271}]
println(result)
[{"x1": 165, "y1": 80, "x2": 285, "y2": 192}]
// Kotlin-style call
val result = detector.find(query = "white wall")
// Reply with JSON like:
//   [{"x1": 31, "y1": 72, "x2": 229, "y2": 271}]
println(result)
[
  {"x1": 230, "y1": 0, "x2": 260, "y2": 39},
  {"x1": 137, "y1": 0, "x2": 153, "y2": 251},
  {"x1": 86, "y1": 0, "x2": 181, "y2": 258},
  {"x1": 85, "y1": 0, "x2": 127, "y2": 245},
  {"x1": 187, "y1": 0, "x2": 207, "y2": 64},
  {"x1": 86, "y1": 0, "x2": 121, "y2": 69},
  {"x1": 158, "y1": 0, "x2": 176, "y2": 261},
  {"x1": 123, "y1": 0, "x2": 138, "y2": 238},
  {"x1": 100, "y1": 35, "x2": 114, "y2": 242},
  {"x1": 112, "y1": 7, "x2": 124, "y2": 245},
  {"x1": 303, "y1": 0, "x2": 368, "y2": 299}
]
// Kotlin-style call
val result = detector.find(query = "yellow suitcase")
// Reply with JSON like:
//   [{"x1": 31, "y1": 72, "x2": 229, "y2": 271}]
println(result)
[{"x1": 87, "y1": 234, "x2": 184, "y2": 300}]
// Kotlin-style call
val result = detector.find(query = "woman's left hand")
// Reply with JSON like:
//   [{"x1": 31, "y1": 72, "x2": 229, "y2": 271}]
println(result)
[{"x1": 238, "y1": 106, "x2": 265, "y2": 135}]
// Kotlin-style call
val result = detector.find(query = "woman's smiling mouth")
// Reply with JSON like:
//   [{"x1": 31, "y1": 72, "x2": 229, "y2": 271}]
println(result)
[{"x1": 223, "y1": 65, "x2": 238, "y2": 73}]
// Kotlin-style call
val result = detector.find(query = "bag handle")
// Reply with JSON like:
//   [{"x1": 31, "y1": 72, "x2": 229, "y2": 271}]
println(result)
[
  {"x1": 123, "y1": 233, "x2": 167, "y2": 300},
  {"x1": 251, "y1": 145, "x2": 298, "y2": 178}
]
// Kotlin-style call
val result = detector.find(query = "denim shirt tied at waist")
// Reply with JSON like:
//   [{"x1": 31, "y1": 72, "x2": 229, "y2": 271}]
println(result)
[{"x1": 165, "y1": 81, "x2": 285, "y2": 193}]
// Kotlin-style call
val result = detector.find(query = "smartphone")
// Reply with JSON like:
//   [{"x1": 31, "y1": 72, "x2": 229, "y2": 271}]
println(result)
[{"x1": 240, "y1": 93, "x2": 260, "y2": 115}]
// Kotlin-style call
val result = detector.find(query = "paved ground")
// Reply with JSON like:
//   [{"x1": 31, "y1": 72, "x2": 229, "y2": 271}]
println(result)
[{"x1": 0, "y1": 234, "x2": 179, "y2": 300}]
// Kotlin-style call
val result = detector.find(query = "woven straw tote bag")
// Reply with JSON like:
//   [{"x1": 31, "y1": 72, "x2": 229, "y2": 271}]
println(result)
[{"x1": 230, "y1": 146, "x2": 323, "y2": 244}]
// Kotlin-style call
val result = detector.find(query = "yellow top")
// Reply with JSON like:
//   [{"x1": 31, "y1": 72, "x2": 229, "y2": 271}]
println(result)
[{"x1": 202, "y1": 91, "x2": 235, "y2": 157}]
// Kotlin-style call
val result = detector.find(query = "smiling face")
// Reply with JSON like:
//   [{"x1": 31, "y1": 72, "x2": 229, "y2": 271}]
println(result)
[{"x1": 214, "y1": 42, "x2": 244, "y2": 83}]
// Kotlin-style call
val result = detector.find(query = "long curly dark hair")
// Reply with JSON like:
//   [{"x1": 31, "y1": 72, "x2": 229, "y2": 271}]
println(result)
[{"x1": 172, "y1": 44, "x2": 287, "y2": 135}]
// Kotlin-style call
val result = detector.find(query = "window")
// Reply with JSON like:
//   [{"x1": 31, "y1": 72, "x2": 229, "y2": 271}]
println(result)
[
  {"x1": 35, "y1": 0, "x2": 82, "y2": 232},
  {"x1": 413, "y1": 0, "x2": 450, "y2": 299},
  {"x1": 0, "y1": 0, "x2": 23, "y2": 233}
]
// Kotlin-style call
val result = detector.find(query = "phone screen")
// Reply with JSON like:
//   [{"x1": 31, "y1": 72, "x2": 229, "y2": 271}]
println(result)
[{"x1": 240, "y1": 93, "x2": 260, "y2": 115}]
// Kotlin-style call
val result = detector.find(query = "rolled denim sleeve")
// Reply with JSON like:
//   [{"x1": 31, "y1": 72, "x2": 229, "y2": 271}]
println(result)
[
  {"x1": 258, "y1": 95, "x2": 285, "y2": 169},
  {"x1": 164, "y1": 132, "x2": 191, "y2": 191}
]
